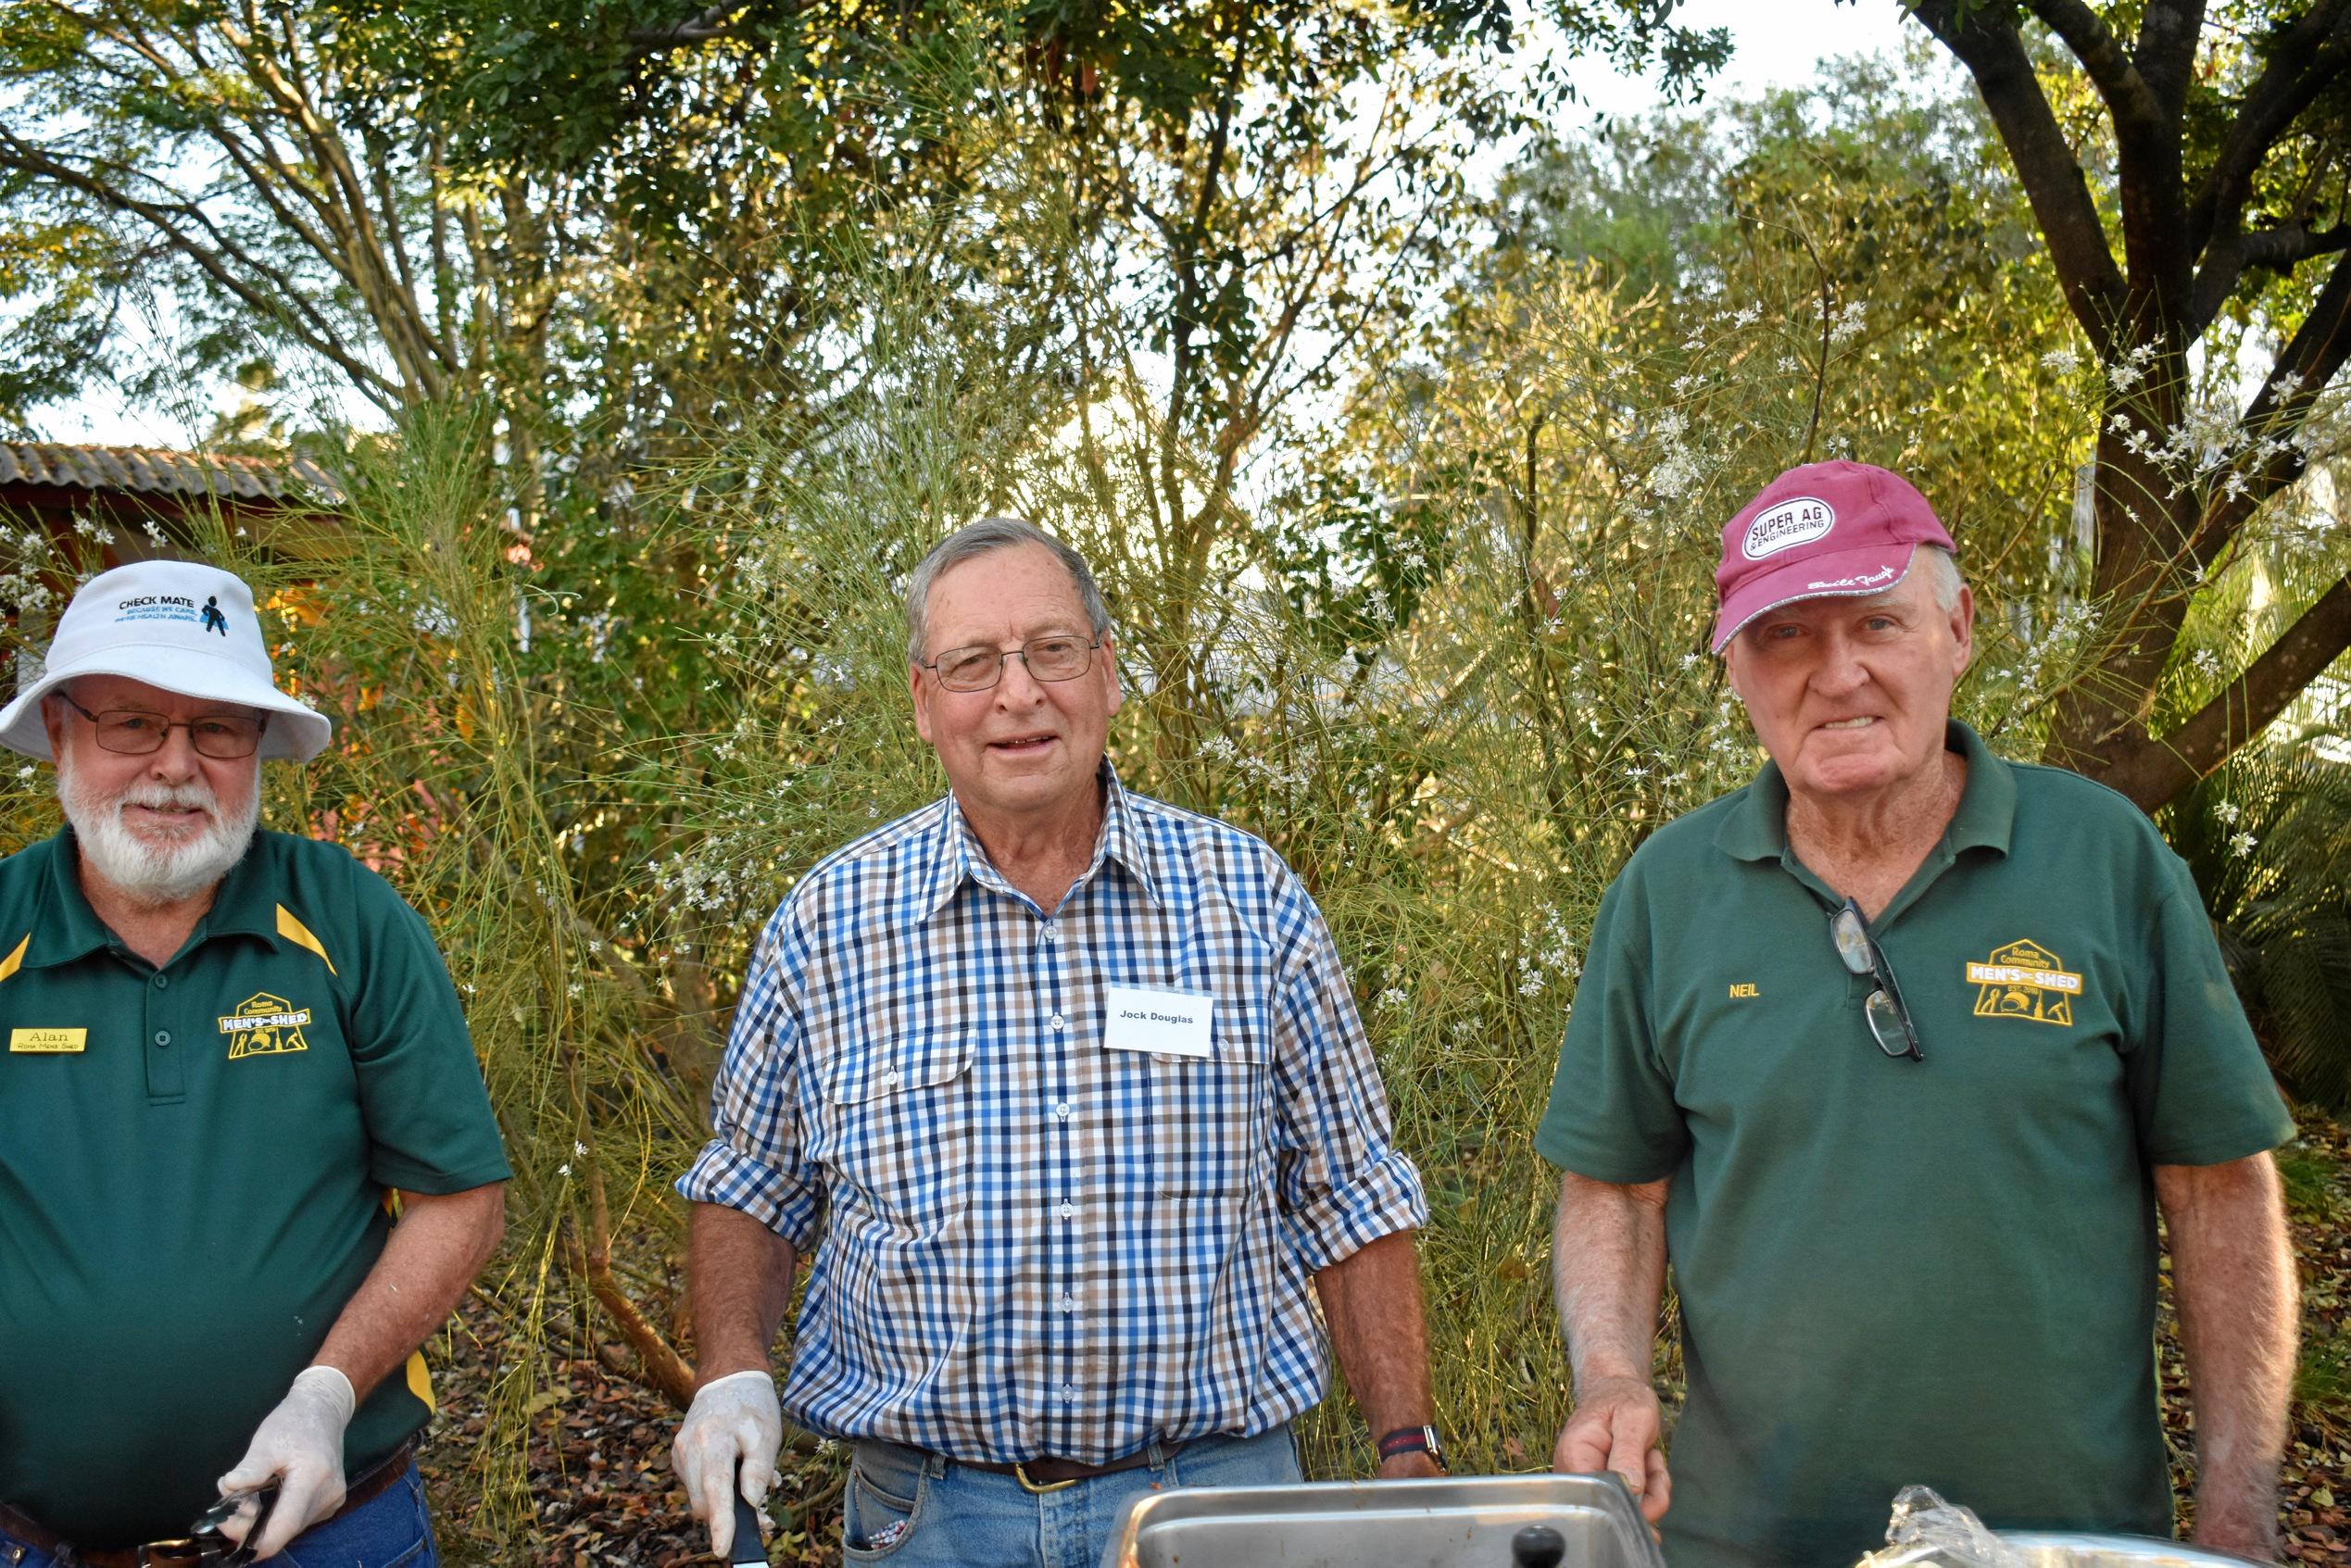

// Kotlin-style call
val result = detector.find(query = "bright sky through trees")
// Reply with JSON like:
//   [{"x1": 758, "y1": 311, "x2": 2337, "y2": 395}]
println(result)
[{"x1": 38, "y1": 1, "x2": 1923, "y2": 449}]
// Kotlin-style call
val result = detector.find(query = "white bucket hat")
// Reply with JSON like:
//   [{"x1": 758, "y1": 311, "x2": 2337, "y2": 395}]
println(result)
[{"x1": 0, "y1": 559, "x2": 333, "y2": 762}]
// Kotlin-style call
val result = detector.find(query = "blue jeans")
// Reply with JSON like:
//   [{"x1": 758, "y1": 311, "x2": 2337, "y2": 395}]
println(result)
[
  {"x1": 0, "y1": 1464, "x2": 439, "y2": 1568},
  {"x1": 841, "y1": 1426, "x2": 1303, "y2": 1568}
]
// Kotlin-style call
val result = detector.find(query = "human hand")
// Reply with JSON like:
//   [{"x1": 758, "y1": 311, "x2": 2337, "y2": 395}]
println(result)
[
  {"x1": 217, "y1": 1365, "x2": 356, "y2": 1558},
  {"x1": 672, "y1": 1369, "x2": 783, "y2": 1560},
  {"x1": 1553, "y1": 1374, "x2": 1670, "y2": 1524}
]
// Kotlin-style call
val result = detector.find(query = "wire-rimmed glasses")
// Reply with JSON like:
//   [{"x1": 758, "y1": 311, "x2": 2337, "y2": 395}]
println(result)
[
  {"x1": 1829, "y1": 897, "x2": 1925, "y2": 1062},
  {"x1": 56, "y1": 693, "x2": 268, "y2": 759},
  {"x1": 919, "y1": 634, "x2": 1100, "y2": 693}
]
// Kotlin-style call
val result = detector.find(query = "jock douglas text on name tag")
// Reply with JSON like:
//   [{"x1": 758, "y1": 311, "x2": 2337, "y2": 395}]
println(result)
[{"x1": 1118, "y1": 1008, "x2": 1198, "y2": 1026}]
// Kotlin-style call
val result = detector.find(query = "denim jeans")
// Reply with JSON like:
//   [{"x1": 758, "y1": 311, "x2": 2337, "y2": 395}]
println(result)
[
  {"x1": 0, "y1": 1464, "x2": 439, "y2": 1568},
  {"x1": 841, "y1": 1426, "x2": 1303, "y2": 1568}
]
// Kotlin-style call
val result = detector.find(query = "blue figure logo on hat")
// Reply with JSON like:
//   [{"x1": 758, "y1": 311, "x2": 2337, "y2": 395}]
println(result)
[{"x1": 201, "y1": 596, "x2": 228, "y2": 636}]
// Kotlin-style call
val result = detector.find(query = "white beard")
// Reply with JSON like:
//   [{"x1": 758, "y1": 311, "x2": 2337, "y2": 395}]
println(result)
[{"x1": 57, "y1": 750, "x2": 260, "y2": 906}]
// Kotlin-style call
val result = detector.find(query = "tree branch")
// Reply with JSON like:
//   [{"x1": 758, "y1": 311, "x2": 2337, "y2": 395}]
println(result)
[
  {"x1": 0, "y1": 128, "x2": 404, "y2": 408},
  {"x1": 2183, "y1": 0, "x2": 2351, "y2": 257},
  {"x1": 626, "y1": 0, "x2": 754, "y2": 50},
  {"x1": 2092, "y1": 571, "x2": 2351, "y2": 810},
  {"x1": 2024, "y1": 0, "x2": 2184, "y2": 295},
  {"x1": 2190, "y1": 222, "x2": 2351, "y2": 336},
  {"x1": 1912, "y1": 0, "x2": 2128, "y2": 341},
  {"x1": 2131, "y1": 0, "x2": 2206, "y2": 122}
]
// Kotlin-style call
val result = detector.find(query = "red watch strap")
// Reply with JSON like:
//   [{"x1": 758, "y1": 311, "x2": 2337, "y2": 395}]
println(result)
[{"x1": 1377, "y1": 1424, "x2": 1440, "y2": 1459}]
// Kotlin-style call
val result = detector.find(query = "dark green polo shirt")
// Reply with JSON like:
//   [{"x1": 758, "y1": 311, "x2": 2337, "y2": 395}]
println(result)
[
  {"x1": 0, "y1": 827, "x2": 509, "y2": 1548},
  {"x1": 1537, "y1": 722, "x2": 2294, "y2": 1568}
]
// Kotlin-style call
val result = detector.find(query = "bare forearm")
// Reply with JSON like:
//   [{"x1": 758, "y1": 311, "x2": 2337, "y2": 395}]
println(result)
[
  {"x1": 1314, "y1": 1229, "x2": 1436, "y2": 1442},
  {"x1": 686, "y1": 1200, "x2": 799, "y2": 1385},
  {"x1": 1553, "y1": 1173, "x2": 1669, "y2": 1389},
  {"x1": 2156, "y1": 1153, "x2": 2296, "y2": 1554},
  {"x1": 313, "y1": 1183, "x2": 505, "y2": 1401}
]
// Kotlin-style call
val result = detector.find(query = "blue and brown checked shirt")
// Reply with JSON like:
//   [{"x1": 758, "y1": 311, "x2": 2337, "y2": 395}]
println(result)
[{"x1": 678, "y1": 768, "x2": 1427, "y2": 1464}]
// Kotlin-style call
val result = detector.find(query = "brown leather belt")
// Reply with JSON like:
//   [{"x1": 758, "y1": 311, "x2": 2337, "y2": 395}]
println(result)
[
  {"x1": 0, "y1": 1436, "x2": 418, "y2": 1568},
  {"x1": 950, "y1": 1439, "x2": 1185, "y2": 1495}
]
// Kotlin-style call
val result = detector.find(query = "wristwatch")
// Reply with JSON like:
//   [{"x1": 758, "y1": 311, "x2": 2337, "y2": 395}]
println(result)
[{"x1": 1377, "y1": 1424, "x2": 1446, "y2": 1469}]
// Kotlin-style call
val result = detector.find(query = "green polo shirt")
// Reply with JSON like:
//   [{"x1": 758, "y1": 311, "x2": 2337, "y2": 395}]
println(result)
[
  {"x1": 1537, "y1": 721, "x2": 2294, "y2": 1568},
  {"x1": 0, "y1": 826, "x2": 509, "y2": 1548}
]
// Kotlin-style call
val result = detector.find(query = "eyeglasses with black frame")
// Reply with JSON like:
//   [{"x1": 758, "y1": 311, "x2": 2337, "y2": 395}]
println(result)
[
  {"x1": 919, "y1": 634, "x2": 1101, "y2": 694},
  {"x1": 1829, "y1": 897, "x2": 1925, "y2": 1062},
  {"x1": 56, "y1": 693, "x2": 269, "y2": 759}
]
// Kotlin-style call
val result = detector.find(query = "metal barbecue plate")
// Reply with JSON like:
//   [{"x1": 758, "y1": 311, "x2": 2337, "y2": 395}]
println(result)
[
  {"x1": 1998, "y1": 1534, "x2": 2269, "y2": 1568},
  {"x1": 1100, "y1": 1472, "x2": 1666, "y2": 1568}
]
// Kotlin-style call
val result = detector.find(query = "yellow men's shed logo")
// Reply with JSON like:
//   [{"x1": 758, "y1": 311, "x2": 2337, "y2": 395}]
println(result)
[
  {"x1": 1965, "y1": 939, "x2": 2081, "y2": 1028},
  {"x1": 220, "y1": 992, "x2": 313, "y2": 1059}
]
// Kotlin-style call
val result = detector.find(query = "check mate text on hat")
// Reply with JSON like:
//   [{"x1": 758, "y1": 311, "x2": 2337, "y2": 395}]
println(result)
[
  {"x1": 0, "y1": 560, "x2": 332, "y2": 762},
  {"x1": 1711, "y1": 460, "x2": 1957, "y2": 653}
]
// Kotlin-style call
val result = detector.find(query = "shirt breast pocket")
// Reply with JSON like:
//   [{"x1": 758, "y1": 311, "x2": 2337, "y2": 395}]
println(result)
[
  {"x1": 823, "y1": 1028, "x2": 977, "y2": 1240},
  {"x1": 1138, "y1": 1003, "x2": 1272, "y2": 1198}
]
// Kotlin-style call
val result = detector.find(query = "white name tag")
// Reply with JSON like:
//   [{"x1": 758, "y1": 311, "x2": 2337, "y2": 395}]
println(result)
[{"x1": 1102, "y1": 985, "x2": 1213, "y2": 1059}]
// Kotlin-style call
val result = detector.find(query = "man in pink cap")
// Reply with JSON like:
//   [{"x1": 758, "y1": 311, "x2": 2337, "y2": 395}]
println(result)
[
  {"x1": 1535, "y1": 462, "x2": 2296, "y2": 1567},
  {"x1": 0, "y1": 560, "x2": 509, "y2": 1567}
]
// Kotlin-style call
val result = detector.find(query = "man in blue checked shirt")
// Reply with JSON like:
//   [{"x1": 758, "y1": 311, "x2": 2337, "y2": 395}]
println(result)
[{"x1": 671, "y1": 518, "x2": 1440, "y2": 1568}]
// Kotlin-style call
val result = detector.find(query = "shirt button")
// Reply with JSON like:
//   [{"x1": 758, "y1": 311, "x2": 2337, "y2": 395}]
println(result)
[
  {"x1": 1041, "y1": 925, "x2": 1059, "y2": 942},
  {"x1": 1053, "y1": 1101, "x2": 1071, "y2": 1120},
  {"x1": 1061, "y1": 1385, "x2": 1077, "y2": 1403},
  {"x1": 152, "y1": 974, "x2": 167, "y2": 989},
  {"x1": 153, "y1": 1030, "x2": 170, "y2": 1047},
  {"x1": 883, "y1": 1070, "x2": 900, "y2": 1086},
  {"x1": 1049, "y1": 1013, "x2": 1065, "y2": 1032},
  {"x1": 1057, "y1": 1201, "x2": 1076, "y2": 1221},
  {"x1": 1059, "y1": 1293, "x2": 1077, "y2": 1312}
]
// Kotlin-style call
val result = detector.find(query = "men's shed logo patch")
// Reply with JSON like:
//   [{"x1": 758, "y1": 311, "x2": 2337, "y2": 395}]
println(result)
[
  {"x1": 201, "y1": 595, "x2": 229, "y2": 634},
  {"x1": 1741, "y1": 496, "x2": 1836, "y2": 559},
  {"x1": 220, "y1": 992, "x2": 313, "y2": 1059},
  {"x1": 1965, "y1": 939, "x2": 2081, "y2": 1027}
]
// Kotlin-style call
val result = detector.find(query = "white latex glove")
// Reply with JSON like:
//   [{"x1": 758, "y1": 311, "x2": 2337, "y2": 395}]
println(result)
[
  {"x1": 217, "y1": 1364, "x2": 356, "y2": 1559},
  {"x1": 672, "y1": 1369, "x2": 783, "y2": 1560}
]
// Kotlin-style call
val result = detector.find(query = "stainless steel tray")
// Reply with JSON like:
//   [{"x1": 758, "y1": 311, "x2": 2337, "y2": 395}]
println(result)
[
  {"x1": 1100, "y1": 1472, "x2": 1666, "y2": 1568},
  {"x1": 1998, "y1": 1534, "x2": 2268, "y2": 1568}
]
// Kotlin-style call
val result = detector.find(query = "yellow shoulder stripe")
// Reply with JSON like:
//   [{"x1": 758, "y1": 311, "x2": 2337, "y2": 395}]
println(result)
[
  {"x1": 0, "y1": 933, "x2": 28, "y2": 985},
  {"x1": 275, "y1": 906, "x2": 337, "y2": 975},
  {"x1": 404, "y1": 1349, "x2": 435, "y2": 1412}
]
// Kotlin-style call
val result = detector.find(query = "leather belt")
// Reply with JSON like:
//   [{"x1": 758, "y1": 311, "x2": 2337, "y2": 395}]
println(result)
[
  {"x1": 0, "y1": 1436, "x2": 418, "y2": 1568},
  {"x1": 949, "y1": 1439, "x2": 1185, "y2": 1495}
]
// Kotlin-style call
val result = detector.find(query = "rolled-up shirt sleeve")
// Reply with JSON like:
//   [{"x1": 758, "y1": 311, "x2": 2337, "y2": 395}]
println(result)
[
  {"x1": 676, "y1": 911, "x2": 825, "y2": 1250},
  {"x1": 1266, "y1": 898, "x2": 1428, "y2": 1273}
]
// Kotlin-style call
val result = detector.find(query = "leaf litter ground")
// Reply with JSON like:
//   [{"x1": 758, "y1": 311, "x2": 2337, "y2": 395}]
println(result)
[{"x1": 420, "y1": 1108, "x2": 2351, "y2": 1565}]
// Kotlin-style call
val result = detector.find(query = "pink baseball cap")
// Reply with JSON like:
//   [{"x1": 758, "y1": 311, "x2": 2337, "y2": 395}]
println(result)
[{"x1": 1710, "y1": 460, "x2": 1956, "y2": 652}]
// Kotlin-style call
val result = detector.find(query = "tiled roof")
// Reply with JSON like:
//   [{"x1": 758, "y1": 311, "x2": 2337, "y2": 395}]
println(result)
[{"x1": 0, "y1": 443, "x2": 338, "y2": 503}]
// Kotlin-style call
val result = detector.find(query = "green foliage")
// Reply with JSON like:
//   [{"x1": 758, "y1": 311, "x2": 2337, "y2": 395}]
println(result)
[{"x1": 2165, "y1": 743, "x2": 2351, "y2": 1109}]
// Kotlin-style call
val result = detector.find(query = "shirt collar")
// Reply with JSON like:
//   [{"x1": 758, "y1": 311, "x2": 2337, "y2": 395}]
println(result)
[
  {"x1": 28, "y1": 827, "x2": 117, "y2": 966},
  {"x1": 916, "y1": 762, "x2": 1163, "y2": 922},
  {"x1": 1714, "y1": 719, "x2": 2015, "y2": 864},
  {"x1": 25, "y1": 825, "x2": 278, "y2": 968}
]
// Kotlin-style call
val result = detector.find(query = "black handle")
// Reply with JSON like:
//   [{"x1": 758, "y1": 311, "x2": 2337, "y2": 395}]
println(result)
[
  {"x1": 730, "y1": 1495, "x2": 767, "y2": 1564},
  {"x1": 1512, "y1": 1523, "x2": 1567, "y2": 1568}
]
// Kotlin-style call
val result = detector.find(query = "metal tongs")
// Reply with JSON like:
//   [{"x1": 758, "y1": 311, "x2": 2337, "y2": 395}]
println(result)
[{"x1": 134, "y1": 1482, "x2": 281, "y2": 1567}]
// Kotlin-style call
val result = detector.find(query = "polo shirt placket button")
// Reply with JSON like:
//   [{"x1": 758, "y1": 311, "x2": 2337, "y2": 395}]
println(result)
[{"x1": 154, "y1": 1031, "x2": 170, "y2": 1047}]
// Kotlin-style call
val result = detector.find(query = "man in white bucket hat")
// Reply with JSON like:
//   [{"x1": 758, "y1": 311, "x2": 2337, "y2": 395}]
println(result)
[{"x1": 0, "y1": 560, "x2": 510, "y2": 1567}]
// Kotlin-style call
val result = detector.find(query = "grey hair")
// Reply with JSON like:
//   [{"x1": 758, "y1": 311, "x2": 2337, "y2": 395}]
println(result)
[
  {"x1": 904, "y1": 518, "x2": 1113, "y2": 664},
  {"x1": 1915, "y1": 544, "x2": 1965, "y2": 613}
]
